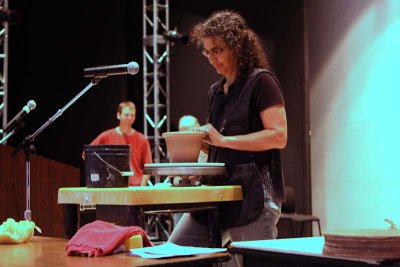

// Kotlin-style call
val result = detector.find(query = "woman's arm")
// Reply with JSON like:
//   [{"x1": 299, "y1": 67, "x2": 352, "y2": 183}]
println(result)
[{"x1": 201, "y1": 104, "x2": 287, "y2": 151}]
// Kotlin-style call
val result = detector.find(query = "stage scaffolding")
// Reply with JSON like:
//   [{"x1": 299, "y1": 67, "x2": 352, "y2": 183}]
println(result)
[
  {"x1": 142, "y1": 0, "x2": 170, "y2": 165},
  {"x1": 142, "y1": 0, "x2": 173, "y2": 242},
  {"x1": 0, "y1": 0, "x2": 10, "y2": 137}
]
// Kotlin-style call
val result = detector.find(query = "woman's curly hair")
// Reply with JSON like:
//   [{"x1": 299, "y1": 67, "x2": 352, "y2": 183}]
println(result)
[{"x1": 190, "y1": 10, "x2": 269, "y2": 77}]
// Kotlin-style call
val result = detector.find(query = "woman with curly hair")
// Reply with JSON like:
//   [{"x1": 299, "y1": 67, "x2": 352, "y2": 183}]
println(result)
[{"x1": 169, "y1": 10, "x2": 287, "y2": 266}]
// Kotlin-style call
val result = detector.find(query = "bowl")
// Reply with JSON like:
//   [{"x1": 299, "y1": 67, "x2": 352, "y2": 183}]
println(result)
[{"x1": 162, "y1": 131, "x2": 206, "y2": 162}]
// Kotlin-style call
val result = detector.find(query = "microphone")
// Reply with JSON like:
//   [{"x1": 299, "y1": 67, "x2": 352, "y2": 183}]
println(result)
[
  {"x1": 3, "y1": 100, "x2": 37, "y2": 133},
  {"x1": 83, "y1": 61, "x2": 139, "y2": 78}
]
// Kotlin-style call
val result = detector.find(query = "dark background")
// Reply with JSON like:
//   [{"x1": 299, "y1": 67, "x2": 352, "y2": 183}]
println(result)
[{"x1": 6, "y1": 0, "x2": 308, "y2": 220}]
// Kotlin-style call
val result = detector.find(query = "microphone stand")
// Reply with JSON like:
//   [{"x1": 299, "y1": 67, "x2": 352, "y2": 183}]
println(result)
[
  {"x1": 13, "y1": 77, "x2": 102, "y2": 221},
  {"x1": 0, "y1": 121, "x2": 25, "y2": 145}
]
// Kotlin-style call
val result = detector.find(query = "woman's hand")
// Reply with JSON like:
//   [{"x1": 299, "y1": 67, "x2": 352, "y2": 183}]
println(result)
[{"x1": 199, "y1": 123, "x2": 226, "y2": 147}]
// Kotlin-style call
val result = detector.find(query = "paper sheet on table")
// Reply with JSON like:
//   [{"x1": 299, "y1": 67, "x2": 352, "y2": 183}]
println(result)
[{"x1": 127, "y1": 241, "x2": 227, "y2": 259}]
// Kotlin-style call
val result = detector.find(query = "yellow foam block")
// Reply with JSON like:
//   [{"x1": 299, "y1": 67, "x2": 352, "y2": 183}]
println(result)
[{"x1": 124, "y1": 234, "x2": 143, "y2": 250}]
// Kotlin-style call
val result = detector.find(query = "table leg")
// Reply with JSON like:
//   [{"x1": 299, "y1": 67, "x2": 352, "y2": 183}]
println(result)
[
  {"x1": 63, "y1": 204, "x2": 78, "y2": 239},
  {"x1": 208, "y1": 208, "x2": 222, "y2": 248}
]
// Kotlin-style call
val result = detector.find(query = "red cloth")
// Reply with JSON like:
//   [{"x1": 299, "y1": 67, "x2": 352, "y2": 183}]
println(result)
[
  {"x1": 66, "y1": 220, "x2": 152, "y2": 257},
  {"x1": 89, "y1": 128, "x2": 153, "y2": 186}
]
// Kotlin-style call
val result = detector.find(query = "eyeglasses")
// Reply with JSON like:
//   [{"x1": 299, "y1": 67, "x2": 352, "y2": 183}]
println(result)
[{"x1": 202, "y1": 46, "x2": 226, "y2": 58}]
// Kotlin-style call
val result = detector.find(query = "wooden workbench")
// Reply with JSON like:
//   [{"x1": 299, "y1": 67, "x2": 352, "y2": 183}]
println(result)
[
  {"x1": 58, "y1": 186, "x2": 243, "y2": 247},
  {"x1": 58, "y1": 185, "x2": 242, "y2": 206}
]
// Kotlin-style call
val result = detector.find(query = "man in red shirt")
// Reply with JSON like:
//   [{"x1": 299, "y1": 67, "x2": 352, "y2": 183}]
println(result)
[{"x1": 86, "y1": 101, "x2": 153, "y2": 186}]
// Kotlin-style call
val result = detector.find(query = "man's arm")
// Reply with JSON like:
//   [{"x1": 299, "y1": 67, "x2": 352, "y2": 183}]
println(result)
[{"x1": 141, "y1": 174, "x2": 151, "y2": 186}]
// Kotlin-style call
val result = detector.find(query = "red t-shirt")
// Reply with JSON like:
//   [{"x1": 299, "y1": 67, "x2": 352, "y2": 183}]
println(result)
[{"x1": 89, "y1": 128, "x2": 153, "y2": 186}]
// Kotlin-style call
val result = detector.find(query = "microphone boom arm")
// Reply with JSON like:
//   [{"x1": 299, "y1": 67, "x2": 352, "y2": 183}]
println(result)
[
  {"x1": 18, "y1": 78, "x2": 101, "y2": 148},
  {"x1": 13, "y1": 77, "x2": 102, "y2": 221}
]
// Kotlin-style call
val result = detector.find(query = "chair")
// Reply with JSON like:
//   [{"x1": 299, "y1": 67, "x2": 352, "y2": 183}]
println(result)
[{"x1": 280, "y1": 186, "x2": 322, "y2": 237}]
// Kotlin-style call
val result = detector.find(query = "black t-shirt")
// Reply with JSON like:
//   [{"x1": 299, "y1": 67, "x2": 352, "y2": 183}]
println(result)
[
  {"x1": 205, "y1": 68, "x2": 286, "y2": 203},
  {"x1": 251, "y1": 71, "x2": 285, "y2": 113},
  {"x1": 208, "y1": 70, "x2": 284, "y2": 166},
  {"x1": 211, "y1": 71, "x2": 284, "y2": 135},
  {"x1": 250, "y1": 71, "x2": 285, "y2": 133}
]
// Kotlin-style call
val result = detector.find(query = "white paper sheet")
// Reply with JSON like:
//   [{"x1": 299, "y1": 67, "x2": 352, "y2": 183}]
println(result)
[{"x1": 127, "y1": 242, "x2": 227, "y2": 259}]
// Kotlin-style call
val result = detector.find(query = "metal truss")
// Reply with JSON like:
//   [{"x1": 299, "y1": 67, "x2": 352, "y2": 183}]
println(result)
[
  {"x1": 142, "y1": 0, "x2": 170, "y2": 164},
  {"x1": 142, "y1": 0, "x2": 174, "y2": 243},
  {"x1": 0, "y1": 0, "x2": 9, "y2": 137}
]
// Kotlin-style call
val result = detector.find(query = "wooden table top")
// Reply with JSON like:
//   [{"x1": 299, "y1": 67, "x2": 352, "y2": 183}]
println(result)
[
  {"x1": 58, "y1": 185, "x2": 243, "y2": 206},
  {"x1": 0, "y1": 236, "x2": 230, "y2": 267}
]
